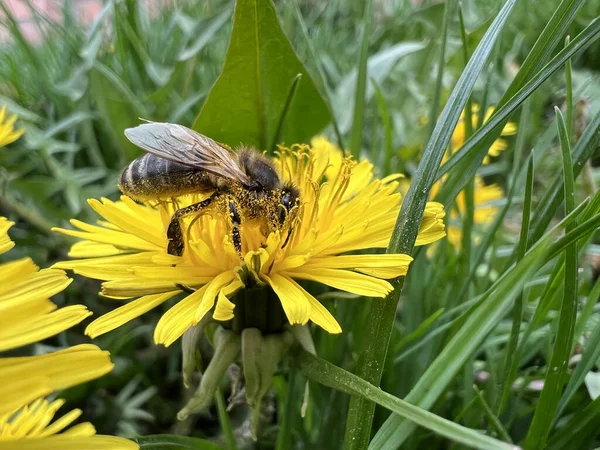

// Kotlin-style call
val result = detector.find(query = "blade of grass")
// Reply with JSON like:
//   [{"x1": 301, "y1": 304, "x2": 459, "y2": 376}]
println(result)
[
  {"x1": 523, "y1": 108, "x2": 578, "y2": 450},
  {"x1": 349, "y1": 0, "x2": 372, "y2": 159},
  {"x1": 436, "y1": 17, "x2": 600, "y2": 205},
  {"x1": 547, "y1": 395, "x2": 600, "y2": 450},
  {"x1": 297, "y1": 351, "x2": 515, "y2": 450},
  {"x1": 473, "y1": 386, "x2": 512, "y2": 443},
  {"x1": 565, "y1": 36, "x2": 573, "y2": 139},
  {"x1": 343, "y1": 2, "x2": 517, "y2": 448},
  {"x1": 215, "y1": 388, "x2": 236, "y2": 450},
  {"x1": 437, "y1": 0, "x2": 588, "y2": 181},
  {"x1": 426, "y1": 0, "x2": 454, "y2": 142},
  {"x1": 371, "y1": 79, "x2": 393, "y2": 176},
  {"x1": 529, "y1": 107, "x2": 600, "y2": 245},
  {"x1": 496, "y1": 155, "x2": 534, "y2": 415},
  {"x1": 291, "y1": 0, "x2": 344, "y2": 149},
  {"x1": 370, "y1": 234, "x2": 550, "y2": 450},
  {"x1": 271, "y1": 73, "x2": 303, "y2": 151},
  {"x1": 555, "y1": 277, "x2": 600, "y2": 420}
]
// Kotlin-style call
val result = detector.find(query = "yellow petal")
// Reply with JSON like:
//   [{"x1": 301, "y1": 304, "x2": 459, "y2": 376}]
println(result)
[
  {"x1": 87, "y1": 198, "x2": 165, "y2": 248},
  {"x1": 154, "y1": 286, "x2": 208, "y2": 347},
  {"x1": 0, "y1": 345, "x2": 113, "y2": 395},
  {"x1": 305, "y1": 254, "x2": 413, "y2": 269},
  {"x1": 0, "y1": 305, "x2": 91, "y2": 351},
  {"x1": 101, "y1": 279, "x2": 182, "y2": 298},
  {"x1": 39, "y1": 408, "x2": 82, "y2": 437},
  {"x1": 262, "y1": 273, "x2": 310, "y2": 325},
  {"x1": 0, "y1": 435, "x2": 139, "y2": 450},
  {"x1": 194, "y1": 271, "x2": 235, "y2": 322},
  {"x1": 212, "y1": 280, "x2": 244, "y2": 321},
  {"x1": 85, "y1": 291, "x2": 179, "y2": 338},
  {"x1": 0, "y1": 217, "x2": 15, "y2": 255},
  {"x1": 0, "y1": 378, "x2": 51, "y2": 416},
  {"x1": 286, "y1": 278, "x2": 341, "y2": 333},
  {"x1": 0, "y1": 269, "x2": 72, "y2": 311},
  {"x1": 288, "y1": 267, "x2": 393, "y2": 297}
]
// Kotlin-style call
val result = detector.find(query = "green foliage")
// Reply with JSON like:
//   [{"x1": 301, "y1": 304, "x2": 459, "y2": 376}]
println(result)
[
  {"x1": 193, "y1": 0, "x2": 330, "y2": 150},
  {"x1": 2, "y1": 0, "x2": 600, "y2": 449}
]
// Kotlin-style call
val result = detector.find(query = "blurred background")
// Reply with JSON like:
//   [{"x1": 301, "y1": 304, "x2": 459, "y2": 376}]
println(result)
[{"x1": 1, "y1": 0, "x2": 600, "y2": 447}]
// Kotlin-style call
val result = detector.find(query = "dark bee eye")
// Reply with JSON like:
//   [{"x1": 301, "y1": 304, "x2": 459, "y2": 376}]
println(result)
[
  {"x1": 280, "y1": 191, "x2": 292, "y2": 209},
  {"x1": 278, "y1": 190, "x2": 293, "y2": 226}
]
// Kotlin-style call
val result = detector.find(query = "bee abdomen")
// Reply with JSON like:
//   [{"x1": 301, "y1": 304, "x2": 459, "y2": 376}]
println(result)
[{"x1": 118, "y1": 154, "x2": 216, "y2": 200}]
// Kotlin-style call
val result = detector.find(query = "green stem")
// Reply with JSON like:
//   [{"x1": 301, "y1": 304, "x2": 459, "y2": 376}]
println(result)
[{"x1": 215, "y1": 388, "x2": 237, "y2": 450}]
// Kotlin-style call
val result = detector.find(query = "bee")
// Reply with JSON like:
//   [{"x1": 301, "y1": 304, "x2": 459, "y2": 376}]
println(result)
[{"x1": 119, "y1": 122, "x2": 300, "y2": 257}]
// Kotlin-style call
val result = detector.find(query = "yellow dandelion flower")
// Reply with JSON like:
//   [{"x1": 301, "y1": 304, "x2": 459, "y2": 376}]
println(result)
[
  {"x1": 422, "y1": 104, "x2": 513, "y2": 249},
  {"x1": 53, "y1": 138, "x2": 445, "y2": 345},
  {"x1": 431, "y1": 176, "x2": 503, "y2": 250},
  {"x1": 0, "y1": 398, "x2": 137, "y2": 449},
  {"x1": 0, "y1": 105, "x2": 24, "y2": 148},
  {"x1": 450, "y1": 105, "x2": 517, "y2": 163},
  {"x1": 0, "y1": 218, "x2": 90, "y2": 351},
  {"x1": 0, "y1": 219, "x2": 136, "y2": 449}
]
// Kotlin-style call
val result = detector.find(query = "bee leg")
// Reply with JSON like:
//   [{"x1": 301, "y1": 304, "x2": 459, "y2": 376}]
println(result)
[
  {"x1": 228, "y1": 199, "x2": 243, "y2": 255},
  {"x1": 167, "y1": 194, "x2": 216, "y2": 256}
]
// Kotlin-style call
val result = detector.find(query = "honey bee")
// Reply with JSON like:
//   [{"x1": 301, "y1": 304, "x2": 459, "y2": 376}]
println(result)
[{"x1": 119, "y1": 122, "x2": 300, "y2": 257}]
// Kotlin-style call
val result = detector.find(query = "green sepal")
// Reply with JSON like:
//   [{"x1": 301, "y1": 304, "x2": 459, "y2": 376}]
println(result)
[
  {"x1": 177, "y1": 327, "x2": 241, "y2": 420},
  {"x1": 181, "y1": 314, "x2": 213, "y2": 388},
  {"x1": 241, "y1": 328, "x2": 294, "y2": 440}
]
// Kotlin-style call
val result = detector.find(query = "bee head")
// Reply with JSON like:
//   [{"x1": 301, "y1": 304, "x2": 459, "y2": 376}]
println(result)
[{"x1": 278, "y1": 184, "x2": 300, "y2": 227}]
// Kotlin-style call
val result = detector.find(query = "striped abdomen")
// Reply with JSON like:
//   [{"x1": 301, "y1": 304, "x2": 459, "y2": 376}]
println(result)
[{"x1": 118, "y1": 153, "x2": 217, "y2": 201}]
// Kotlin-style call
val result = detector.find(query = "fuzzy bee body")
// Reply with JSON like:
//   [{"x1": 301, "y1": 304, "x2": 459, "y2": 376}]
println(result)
[
  {"x1": 119, "y1": 153, "x2": 218, "y2": 200},
  {"x1": 120, "y1": 122, "x2": 300, "y2": 256}
]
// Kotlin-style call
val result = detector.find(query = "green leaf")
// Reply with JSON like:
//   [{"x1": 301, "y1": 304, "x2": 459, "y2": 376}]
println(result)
[
  {"x1": 369, "y1": 234, "x2": 551, "y2": 450},
  {"x1": 496, "y1": 155, "x2": 534, "y2": 414},
  {"x1": 547, "y1": 396, "x2": 600, "y2": 450},
  {"x1": 349, "y1": 0, "x2": 372, "y2": 159},
  {"x1": 335, "y1": 41, "x2": 426, "y2": 135},
  {"x1": 133, "y1": 435, "x2": 224, "y2": 450},
  {"x1": 343, "y1": 1, "x2": 517, "y2": 447},
  {"x1": 192, "y1": 0, "x2": 330, "y2": 150},
  {"x1": 89, "y1": 63, "x2": 148, "y2": 162},
  {"x1": 523, "y1": 108, "x2": 579, "y2": 450},
  {"x1": 296, "y1": 351, "x2": 515, "y2": 450},
  {"x1": 436, "y1": 13, "x2": 600, "y2": 207},
  {"x1": 556, "y1": 276, "x2": 600, "y2": 418}
]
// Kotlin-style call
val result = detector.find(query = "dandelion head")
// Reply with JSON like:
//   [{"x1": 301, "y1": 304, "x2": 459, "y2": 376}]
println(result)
[{"x1": 54, "y1": 137, "x2": 446, "y2": 346}]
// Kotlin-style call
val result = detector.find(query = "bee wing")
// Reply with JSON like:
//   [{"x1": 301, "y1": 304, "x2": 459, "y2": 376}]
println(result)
[{"x1": 124, "y1": 122, "x2": 251, "y2": 184}]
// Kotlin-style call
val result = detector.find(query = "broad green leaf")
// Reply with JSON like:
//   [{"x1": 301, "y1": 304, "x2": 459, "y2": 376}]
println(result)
[
  {"x1": 297, "y1": 351, "x2": 515, "y2": 450},
  {"x1": 193, "y1": 0, "x2": 330, "y2": 150},
  {"x1": 89, "y1": 63, "x2": 147, "y2": 162},
  {"x1": 133, "y1": 435, "x2": 223, "y2": 450}
]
